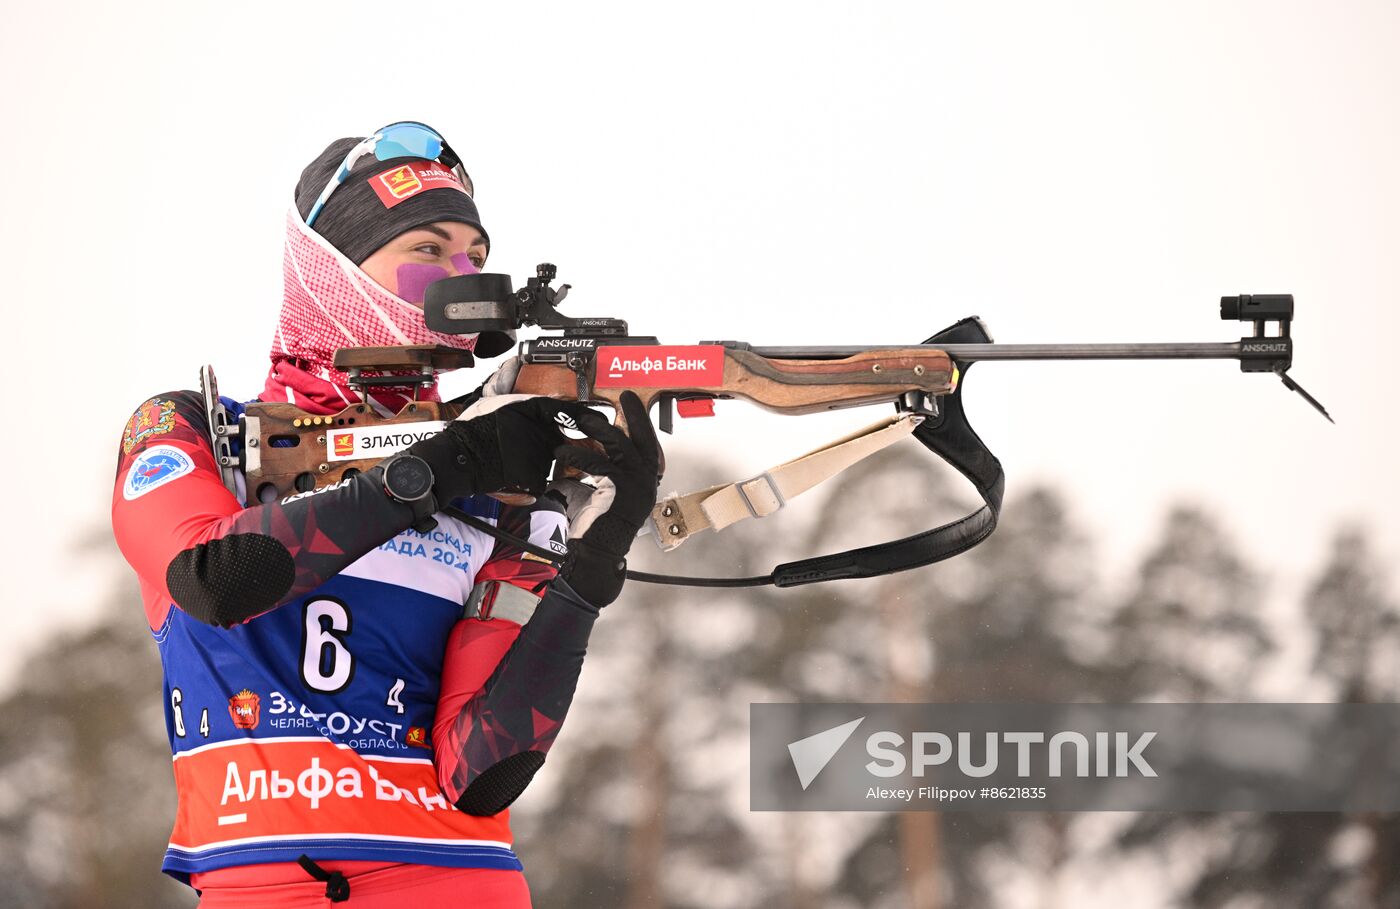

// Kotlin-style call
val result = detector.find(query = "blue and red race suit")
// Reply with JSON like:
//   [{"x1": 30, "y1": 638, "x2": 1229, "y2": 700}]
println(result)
[{"x1": 111, "y1": 387, "x2": 599, "y2": 900}]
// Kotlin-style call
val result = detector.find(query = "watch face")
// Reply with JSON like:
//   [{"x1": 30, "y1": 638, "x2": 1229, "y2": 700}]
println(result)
[{"x1": 386, "y1": 456, "x2": 433, "y2": 501}]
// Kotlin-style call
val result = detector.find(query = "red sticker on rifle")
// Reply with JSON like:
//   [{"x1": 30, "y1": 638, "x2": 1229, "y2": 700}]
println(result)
[{"x1": 594, "y1": 345, "x2": 725, "y2": 388}]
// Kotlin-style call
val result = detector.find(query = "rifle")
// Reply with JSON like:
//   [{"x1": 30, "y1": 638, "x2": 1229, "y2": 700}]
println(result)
[{"x1": 207, "y1": 264, "x2": 1329, "y2": 588}]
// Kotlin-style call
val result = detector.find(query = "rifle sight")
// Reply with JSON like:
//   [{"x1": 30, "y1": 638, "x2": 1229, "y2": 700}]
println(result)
[{"x1": 424, "y1": 263, "x2": 629, "y2": 338}]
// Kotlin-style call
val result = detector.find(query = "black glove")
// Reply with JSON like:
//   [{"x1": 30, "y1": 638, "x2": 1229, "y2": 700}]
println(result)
[
  {"x1": 552, "y1": 392, "x2": 663, "y2": 607},
  {"x1": 407, "y1": 396, "x2": 593, "y2": 502}
]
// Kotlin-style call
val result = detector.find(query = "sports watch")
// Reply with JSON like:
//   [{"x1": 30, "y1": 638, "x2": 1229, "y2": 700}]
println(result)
[{"x1": 378, "y1": 453, "x2": 438, "y2": 532}]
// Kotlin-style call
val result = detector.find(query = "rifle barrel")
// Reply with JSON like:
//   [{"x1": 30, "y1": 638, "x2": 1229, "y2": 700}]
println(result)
[{"x1": 742, "y1": 342, "x2": 1244, "y2": 362}]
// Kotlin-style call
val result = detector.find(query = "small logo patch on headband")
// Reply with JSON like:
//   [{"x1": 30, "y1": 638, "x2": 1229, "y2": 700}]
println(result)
[{"x1": 369, "y1": 162, "x2": 466, "y2": 209}]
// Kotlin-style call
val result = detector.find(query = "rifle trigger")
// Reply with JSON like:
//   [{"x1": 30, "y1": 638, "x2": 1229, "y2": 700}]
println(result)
[{"x1": 658, "y1": 394, "x2": 674, "y2": 434}]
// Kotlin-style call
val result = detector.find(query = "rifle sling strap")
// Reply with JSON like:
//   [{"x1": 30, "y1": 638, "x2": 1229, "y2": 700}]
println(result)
[
  {"x1": 648, "y1": 413, "x2": 923, "y2": 551},
  {"x1": 444, "y1": 318, "x2": 1005, "y2": 590},
  {"x1": 627, "y1": 316, "x2": 1005, "y2": 588}
]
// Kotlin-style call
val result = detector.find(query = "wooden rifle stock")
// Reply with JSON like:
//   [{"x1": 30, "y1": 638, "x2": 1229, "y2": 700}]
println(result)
[{"x1": 514, "y1": 347, "x2": 956, "y2": 432}]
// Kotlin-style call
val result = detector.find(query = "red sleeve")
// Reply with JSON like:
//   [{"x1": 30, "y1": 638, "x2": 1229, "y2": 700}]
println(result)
[
  {"x1": 111, "y1": 393, "x2": 243, "y2": 629},
  {"x1": 431, "y1": 503, "x2": 566, "y2": 742},
  {"x1": 430, "y1": 501, "x2": 583, "y2": 813},
  {"x1": 111, "y1": 391, "x2": 418, "y2": 629},
  {"x1": 431, "y1": 578, "x2": 600, "y2": 815}
]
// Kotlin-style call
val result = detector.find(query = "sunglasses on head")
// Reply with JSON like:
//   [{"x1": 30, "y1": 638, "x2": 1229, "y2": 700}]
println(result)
[{"x1": 304, "y1": 121, "x2": 473, "y2": 228}]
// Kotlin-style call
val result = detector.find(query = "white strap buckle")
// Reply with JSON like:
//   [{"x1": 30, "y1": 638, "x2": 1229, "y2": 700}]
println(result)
[{"x1": 736, "y1": 471, "x2": 786, "y2": 518}]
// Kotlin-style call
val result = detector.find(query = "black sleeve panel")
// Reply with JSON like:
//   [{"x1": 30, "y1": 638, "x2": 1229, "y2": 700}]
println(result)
[
  {"x1": 166, "y1": 533, "x2": 296, "y2": 627},
  {"x1": 455, "y1": 750, "x2": 548, "y2": 816}
]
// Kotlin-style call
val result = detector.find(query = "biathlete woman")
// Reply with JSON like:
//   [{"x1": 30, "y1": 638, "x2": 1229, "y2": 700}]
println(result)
[{"x1": 112, "y1": 121, "x2": 660, "y2": 907}]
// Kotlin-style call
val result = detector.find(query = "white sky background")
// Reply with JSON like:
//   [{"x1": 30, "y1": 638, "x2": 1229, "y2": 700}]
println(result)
[{"x1": 0, "y1": 0, "x2": 1396, "y2": 695}]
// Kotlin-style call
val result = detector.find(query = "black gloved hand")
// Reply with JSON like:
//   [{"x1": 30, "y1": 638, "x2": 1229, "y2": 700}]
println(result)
[
  {"x1": 551, "y1": 391, "x2": 663, "y2": 607},
  {"x1": 407, "y1": 396, "x2": 592, "y2": 503}
]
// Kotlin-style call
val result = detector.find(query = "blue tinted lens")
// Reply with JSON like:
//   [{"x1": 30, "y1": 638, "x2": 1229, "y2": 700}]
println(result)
[{"x1": 373, "y1": 123, "x2": 444, "y2": 162}]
